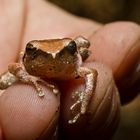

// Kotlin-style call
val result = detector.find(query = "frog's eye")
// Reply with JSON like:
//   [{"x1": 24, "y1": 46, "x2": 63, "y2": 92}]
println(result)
[
  {"x1": 66, "y1": 41, "x2": 77, "y2": 54},
  {"x1": 26, "y1": 43, "x2": 36, "y2": 52}
]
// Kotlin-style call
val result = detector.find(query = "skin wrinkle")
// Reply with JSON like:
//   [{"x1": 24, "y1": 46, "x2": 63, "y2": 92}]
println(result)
[
  {"x1": 108, "y1": 90, "x2": 120, "y2": 132},
  {"x1": 112, "y1": 87, "x2": 120, "y2": 127},
  {"x1": 100, "y1": 85, "x2": 120, "y2": 131},
  {"x1": 115, "y1": 31, "x2": 140, "y2": 80},
  {"x1": 97, "y1": 90, "x2": 120, "y2": 139},
  {"x1": 95, "y1": 83, "x2": 119, "y2": 138},
  {"x1": 90, "y1": 78, "x2": 115, "y2": 123},
  {"x1": 97, "y1": 83, "x2": 115, "y2": 130},
  {"x1": 38, "y1": 107, "x2": 60, "y2": 139},
  {"x1": 130, "y1": 58, "x2": 140, "y2": 84}
]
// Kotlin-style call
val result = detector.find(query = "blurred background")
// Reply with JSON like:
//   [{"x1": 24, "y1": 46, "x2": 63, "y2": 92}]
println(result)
[
  {"x1": 113, "y1": 95, "x2": 140, "y2": 140},
  {"x1": 48, "y1": 0, "x2": 140, "y2": 24},
  {"x1": 47, "y1": 0, "x2": 140, "y2": 139}
]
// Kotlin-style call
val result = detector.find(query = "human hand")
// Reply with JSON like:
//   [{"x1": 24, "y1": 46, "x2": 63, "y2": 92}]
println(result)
[{"x1": 0, "y1": 0, "x2": 140, "y2": 139}]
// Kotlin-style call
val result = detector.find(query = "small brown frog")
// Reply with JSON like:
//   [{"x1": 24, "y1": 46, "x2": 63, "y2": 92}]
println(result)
[{"x1": 0, "y1": 36, "x2": 98, "y2": 124}]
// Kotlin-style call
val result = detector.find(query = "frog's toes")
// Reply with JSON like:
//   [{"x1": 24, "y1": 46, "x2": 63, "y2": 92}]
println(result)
[{"x1": 0, "y1": 72, "x2": 17, "y2": 89}]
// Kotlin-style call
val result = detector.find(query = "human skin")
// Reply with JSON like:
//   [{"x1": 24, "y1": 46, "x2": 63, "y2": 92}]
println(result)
[{"x1": 0, "y1": 0, "x2": 140, "y2": 139}]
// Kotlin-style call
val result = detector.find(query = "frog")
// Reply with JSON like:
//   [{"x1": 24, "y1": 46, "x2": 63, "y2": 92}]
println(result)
[{"x1": 0, "y1": 36, "x2": 98, "y2": 124}]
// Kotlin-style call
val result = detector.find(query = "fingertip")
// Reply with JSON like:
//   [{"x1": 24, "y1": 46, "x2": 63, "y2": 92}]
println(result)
[
  {"x1": 0, "y1": 83, "x2": 60, "y2": 139},
  {"x1": 89, "y1": 21, "x2": 140, "y2": 81},
  {"x1": 88, "y1": 21, "x2": 140, "y2": 103}
]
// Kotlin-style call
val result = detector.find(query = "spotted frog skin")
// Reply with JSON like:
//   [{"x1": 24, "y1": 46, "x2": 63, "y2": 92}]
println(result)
[{"x1": 0, "y1": 36, "x2": 98, "y2": 124}]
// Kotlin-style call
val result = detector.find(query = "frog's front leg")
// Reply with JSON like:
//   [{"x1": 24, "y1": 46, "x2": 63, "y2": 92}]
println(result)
[
  {"x1": 69, "y1": 67, "x2": 98, "y2": 124},
  {"x1": 8, "y1": 63, "x2": 45, "y2": 96},
  {"x1": 0, "y1": 52, "x2": 24, "y2": 90},
  {"x1": 8, "y1": 63, "x2": 59, "y2": 97}
]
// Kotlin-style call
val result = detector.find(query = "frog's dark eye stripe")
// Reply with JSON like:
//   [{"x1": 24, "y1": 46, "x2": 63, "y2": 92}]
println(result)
[
  {"x1": 26, "y1": 43, "x2": 36, "y2": 52},
  {"x1": 25, "y1": 43, "x2": 38, "y2": 59},
  {"x1": 66, "y1": 41, "x2": 77, "y2": 54}
]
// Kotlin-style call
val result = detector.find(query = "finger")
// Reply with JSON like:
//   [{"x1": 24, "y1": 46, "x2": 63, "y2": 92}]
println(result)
[
  {"x1": 0, "y1": 0, "x2": 26, "y2": 73},
  {"x1": 22, "y1": 0, "x2": 101, "y2": 46},
  {"x1": 0, "y1": 84, "x2": 60, "y2": 140},
  {"x1": 88, "y1": 22, "x2": 140, "y2": 103},
  {"x1": 59, "y1": 62, "x2": 120, "y2": 139}
]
